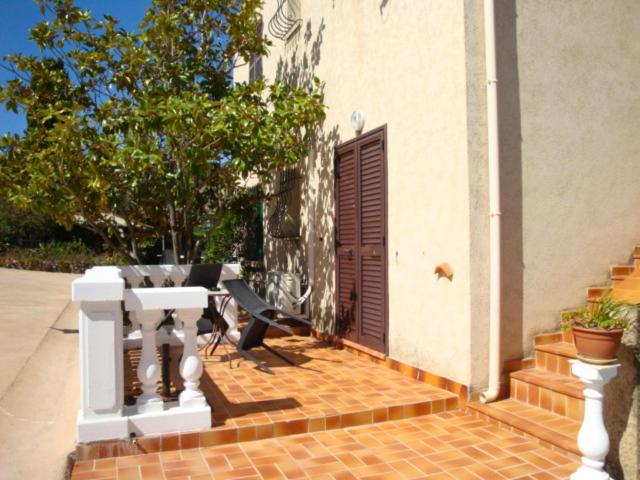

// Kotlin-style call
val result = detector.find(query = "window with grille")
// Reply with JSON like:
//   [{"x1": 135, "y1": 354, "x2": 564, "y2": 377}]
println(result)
[
  {"x1": 266, "y1": 167, "x2": 301, "y2": 239},
  {"x1": 249, "y1": 19, "x2": 263, "y2": 83}
]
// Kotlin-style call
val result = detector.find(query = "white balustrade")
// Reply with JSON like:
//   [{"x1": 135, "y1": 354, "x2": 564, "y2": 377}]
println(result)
[
  {"x1": 570, "y1": 360, "x2": 619, "y2": 480},
  {"x1": 72, "y1": 263, "x2": 240, "y2": 443},
  {"x1": 120, "y1": 263, "x2": 240, "y2": 348}
]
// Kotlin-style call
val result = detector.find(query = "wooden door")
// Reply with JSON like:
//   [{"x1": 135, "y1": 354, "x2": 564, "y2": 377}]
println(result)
[{"x1": 335, "y1": 126, "x2": 387, "y2": 353}]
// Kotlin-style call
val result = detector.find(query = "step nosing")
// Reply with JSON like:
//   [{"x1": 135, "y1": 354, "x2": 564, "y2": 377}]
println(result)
[
  {"x1": 467, "y1": 401, "x2": 579, "y2": 455},
  {"x1": 535, "y1": 342, "x2": 577, "y2": 358}
]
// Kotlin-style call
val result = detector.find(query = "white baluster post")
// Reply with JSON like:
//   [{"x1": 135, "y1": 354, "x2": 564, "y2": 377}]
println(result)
[
  {"x1": 136, "y1": 310, "x2": 165, "y2": 412},
  {"x1": 170, "y1": 271, "x2": 188, "y2": 288},
  {"x1": 72, "y1": 266, "x2": 128, "y2": 442},
  {"x1": 148, "y1": 273, "x2": 166, "y2": 288},
  {"x1": 176, "y1": 308, "x2": 207, "y2": 408},
  {"x1": 570, "y1": 360, "x2": 619, "y2": 480}
]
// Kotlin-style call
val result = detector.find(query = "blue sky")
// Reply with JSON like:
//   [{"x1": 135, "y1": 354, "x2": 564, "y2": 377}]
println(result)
[{"x1": 0, "y1": 0, "x2": 149, "y2": 135}]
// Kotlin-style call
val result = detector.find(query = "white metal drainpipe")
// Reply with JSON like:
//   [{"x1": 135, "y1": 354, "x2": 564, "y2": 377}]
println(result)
[{"x1": 480, "y1": 0, "x2": 502, "y2": 404}]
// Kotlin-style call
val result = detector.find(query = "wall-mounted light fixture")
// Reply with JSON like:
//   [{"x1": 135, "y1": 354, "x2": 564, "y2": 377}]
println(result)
[{"x1": 351, "y1": 110, "x2": 365, "y2": 134}]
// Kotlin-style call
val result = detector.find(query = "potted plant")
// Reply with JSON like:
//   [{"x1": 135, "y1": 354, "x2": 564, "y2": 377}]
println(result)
[{"x1": 561, "y1": 294, "x2": 637, "y2": 364}]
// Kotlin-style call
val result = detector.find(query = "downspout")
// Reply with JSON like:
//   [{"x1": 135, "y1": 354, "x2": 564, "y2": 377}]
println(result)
[{"x1": 480, "y1": 0, "x2": 502, "y2": 403}]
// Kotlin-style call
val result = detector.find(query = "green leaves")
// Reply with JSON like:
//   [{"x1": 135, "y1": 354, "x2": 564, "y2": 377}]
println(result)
[
  {"x1": 0, "y1": 0, "x2": 325, "y2": 263},
  {"x1": 560, "y1": 294, "x2": 636, "y2": 331}
]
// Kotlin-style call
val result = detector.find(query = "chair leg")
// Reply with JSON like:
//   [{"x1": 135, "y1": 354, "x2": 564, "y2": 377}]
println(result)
[
  {"x1": 208, "y1": 333, "x2": 223, "y2": 357},
  {"x1": 262, "y1": 343, "x2": 296, "y2": 366},
  {"x1": 237, "y1": 348, "x2": 274, "y2": 374}
]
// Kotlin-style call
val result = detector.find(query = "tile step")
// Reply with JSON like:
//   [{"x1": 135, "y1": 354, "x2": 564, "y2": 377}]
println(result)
[
  {"x1": 535, "y1": 342, "x2": 577, "y2": 359},
  {"x1": 511, "y1": 368, "x2": 583, "y2": 399},
  {"x1": 467, "y1": 399, "x2": 579, "y2": 455},
  {"x1": 71, "y1": 412, "x2": 580, "y2": 480}
]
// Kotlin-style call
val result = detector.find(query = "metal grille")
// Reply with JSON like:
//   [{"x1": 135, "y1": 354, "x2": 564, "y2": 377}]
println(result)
[
  {"x1": 268, "y1": 0, "x2": 301, "y2": 40},
  {"x1": 249, "y1": 20, "x2": 263, "y2": 83},
  {"x1": 266, "y1": 168, "x2": 301, "y2": 238}
]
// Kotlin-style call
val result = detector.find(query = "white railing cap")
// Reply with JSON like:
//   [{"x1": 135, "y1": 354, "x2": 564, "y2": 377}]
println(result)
[
  {"x1": 124, "y1": 287, "x2": 208, "y2": 311},
  {"x1": 119, "y1": 264, "x2": 191, "y2": 278},
  {"x1": 72, "y1": 266, "x2": 125, "y2": 302}
]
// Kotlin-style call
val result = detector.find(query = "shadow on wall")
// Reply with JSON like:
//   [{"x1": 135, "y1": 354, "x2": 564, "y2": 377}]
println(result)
[
  {"x1": 264, "y1": 18, "x2": 341, "y2": 334},
  {"x1": 495, "y1": 0, "x2": 524, "y2": 364}
]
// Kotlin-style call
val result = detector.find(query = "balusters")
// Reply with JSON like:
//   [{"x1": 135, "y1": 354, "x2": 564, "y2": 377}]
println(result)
[
  {"x1": 135, "y1": 309, "x2": 165, "y2": 412},
  {"x1": 176, "y1": 309, "x2": 207, "y2": 408},
  {"x1": 148, "y1": 272, "x2": 167, "y2": 288}
]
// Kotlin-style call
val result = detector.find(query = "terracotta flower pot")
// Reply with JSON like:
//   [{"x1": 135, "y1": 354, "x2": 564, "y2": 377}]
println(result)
[{"x1": 572, "y1": 325, "x2": 623, "y2": 364}]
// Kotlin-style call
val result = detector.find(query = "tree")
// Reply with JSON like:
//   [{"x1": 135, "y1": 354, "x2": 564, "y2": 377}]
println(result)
[{"x1": 0, "y1": 0, "x2": 325, "y2": 264}]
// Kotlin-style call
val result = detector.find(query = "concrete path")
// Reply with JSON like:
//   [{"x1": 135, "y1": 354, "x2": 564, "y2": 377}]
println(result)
[{"x1": 0, "y1": 268, "x2": 81, "y2": 480}]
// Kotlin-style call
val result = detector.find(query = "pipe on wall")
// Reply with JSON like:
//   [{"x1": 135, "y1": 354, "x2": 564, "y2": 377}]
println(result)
[{"x1": 480, "y1": 0, "x2": 502, "y2": 404}]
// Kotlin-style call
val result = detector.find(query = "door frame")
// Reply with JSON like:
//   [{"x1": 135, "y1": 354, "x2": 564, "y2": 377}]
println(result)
[{"x1": 334, "y1": 124, "x2": 389, "y2": 355}]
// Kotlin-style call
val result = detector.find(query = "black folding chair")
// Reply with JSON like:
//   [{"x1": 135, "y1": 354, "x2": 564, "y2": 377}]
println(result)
[
  {"x1": 183, "y1": 263, "x2": 224, "y2": 336},
  {"x1": 158, "y1": 264, "x2": 224, "y2": 394},
  {"x1": 221, "y1": 278, "x2": 312, "y2": 374}
]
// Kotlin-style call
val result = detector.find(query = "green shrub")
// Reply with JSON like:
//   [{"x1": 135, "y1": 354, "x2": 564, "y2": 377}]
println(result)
[
  {"x1": 0, "y1": 239, "x2": 128, "y2": 273},
  {"x1": 0, "y1": 199, "x2": 57, "y2": 248}
]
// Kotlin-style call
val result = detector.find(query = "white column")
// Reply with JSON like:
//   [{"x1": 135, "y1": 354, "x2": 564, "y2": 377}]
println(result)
[
  {"x1": 570, "y1": 360, "x2": 619, "y2": 480},
  {"x1": 136, "y1": 310, "x2": 164, "y2": 412},
  {"x1": 72, "y1": 266, "x2": 128, "y2": 442},
  {"x1": 176, "y1": 308, "x2": 207, "y2": 408}
]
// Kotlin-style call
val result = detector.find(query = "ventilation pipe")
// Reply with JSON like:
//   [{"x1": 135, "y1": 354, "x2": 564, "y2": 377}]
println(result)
[{"x1": 480, "y1": 0, "x2": 502, "y2": 404}]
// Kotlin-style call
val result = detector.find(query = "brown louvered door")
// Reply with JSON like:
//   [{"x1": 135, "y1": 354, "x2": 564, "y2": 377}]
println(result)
[{"x1": 335, "y1": 126, "x2": 387, "y2": 353}]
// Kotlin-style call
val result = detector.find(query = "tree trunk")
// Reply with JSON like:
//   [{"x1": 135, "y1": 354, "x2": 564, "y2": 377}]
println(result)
[{"x1": 168, "y1": 203, "x2": 180, "y2": 264}]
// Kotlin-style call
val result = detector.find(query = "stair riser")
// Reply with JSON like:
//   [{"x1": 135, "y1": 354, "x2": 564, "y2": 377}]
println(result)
[
  {"x1": 534, "y1": 332, "x2": 562, "y2": 346},
  {"x1": 587, "y1": 287, "x2": 611, "y2": 300},
  {"x1": 611, "y1": 265, "x2": 634, "y2": 277},
  {"x1": 612, "y1": 278, "x2": 627, "y2": 287},
  {"x1": 467, "y1": 407, "x2": 580, "y2": 458},
  {"x1": 561, "y1": 331, "x2": 573, "y2": 343},
  {"x1": 535, "y1": 350, "x2": 572, "y2": 376},
  {"x1": 511, "y1": 378, "x2": 584, "y2": 422}
]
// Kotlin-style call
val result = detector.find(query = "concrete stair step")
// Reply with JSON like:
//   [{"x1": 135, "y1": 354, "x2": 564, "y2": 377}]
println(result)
[
  {"x1": 510, "y1": 369, "x2": 584, "y2": 421},
  {"x1": 467, "y1": 399, "x2": 580, "y2": 455}
]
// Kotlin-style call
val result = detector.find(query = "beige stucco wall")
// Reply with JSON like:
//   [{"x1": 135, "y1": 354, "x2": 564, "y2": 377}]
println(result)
[
  {"x1": 497, "y1": 0, "x2": 640, "y2": 359},
  {"x1": 236, "y1": 1, "x2": 478, "y2": 386},
  {"x1": 492, "y1": 2, "x2": 640, "y2": 477},
  {"x1": 236, "y1": 7, "x2": 640, "y2": 469}
]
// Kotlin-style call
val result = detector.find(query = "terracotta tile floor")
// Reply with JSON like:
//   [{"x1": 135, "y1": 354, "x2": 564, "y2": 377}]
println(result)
[
  {"x1": 71, "y1": 410, "x2": 579, "y2": 480},
  {"x1": 124, "y1": 336, "x2": 456, "y2": 431}
]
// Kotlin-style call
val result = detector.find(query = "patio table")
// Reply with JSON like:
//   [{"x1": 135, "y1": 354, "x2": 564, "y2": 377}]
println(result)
[{"x1": 201, "y1": 289, "x2": 234, "y2": 357}]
